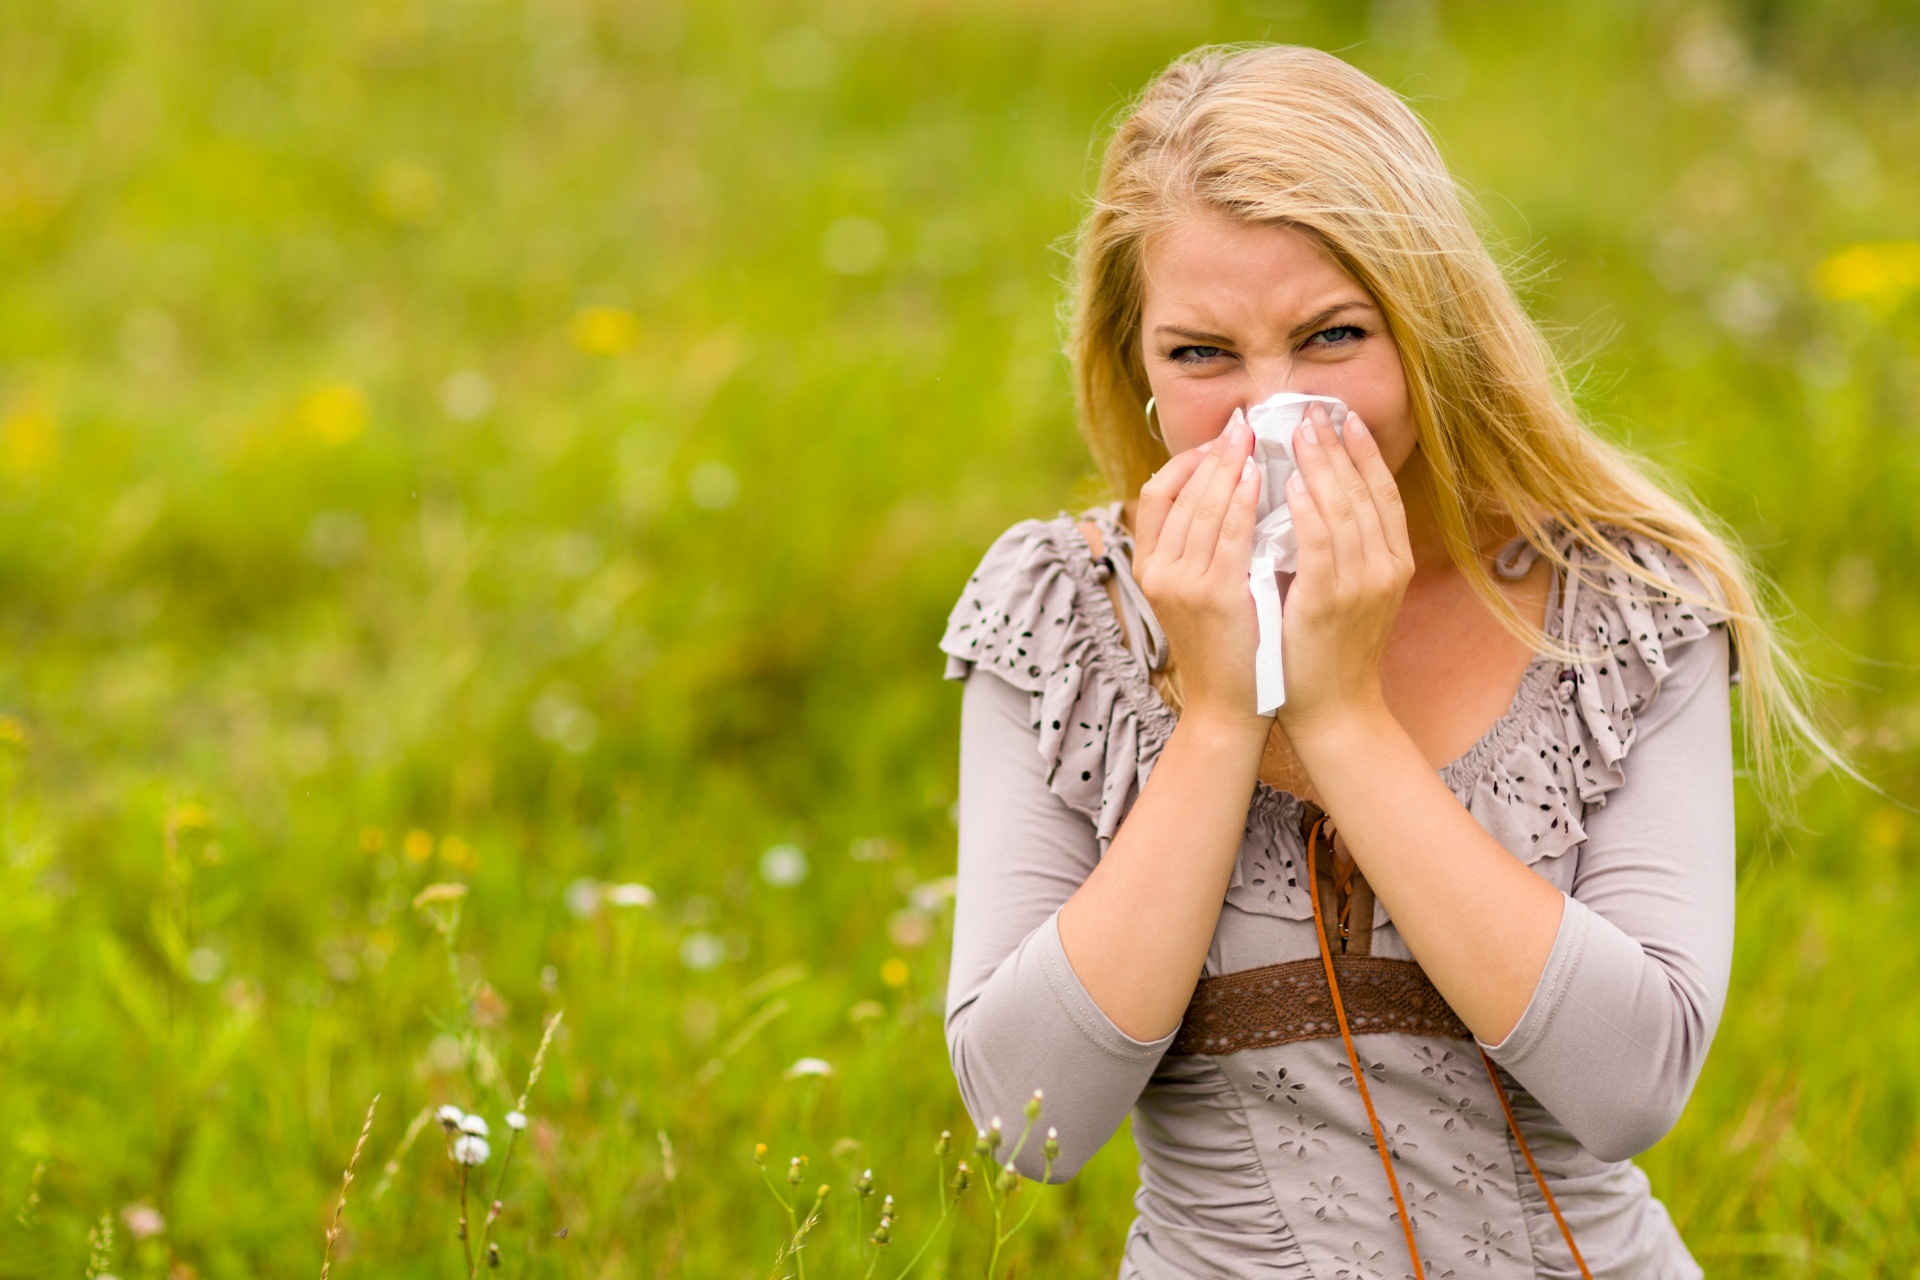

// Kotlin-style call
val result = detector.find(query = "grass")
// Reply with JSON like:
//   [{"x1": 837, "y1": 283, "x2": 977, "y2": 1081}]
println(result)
[{"x1": 0, "y1": 0, "x2": 1916, "y2": 1275}]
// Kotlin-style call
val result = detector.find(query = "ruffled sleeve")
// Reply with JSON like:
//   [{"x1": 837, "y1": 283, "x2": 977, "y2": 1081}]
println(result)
[
  {"x1": 939, "y1": 516, "x2": 1174, "y2": 846},
  {"x1": 1451, "y1": 525, "x2": 1731, "y2": 867}
]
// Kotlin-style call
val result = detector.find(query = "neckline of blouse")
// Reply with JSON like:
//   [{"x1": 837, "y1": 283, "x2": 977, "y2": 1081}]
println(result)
[{"x1": 1067, "y1": 502, "x2": 1571, "y2": 807}]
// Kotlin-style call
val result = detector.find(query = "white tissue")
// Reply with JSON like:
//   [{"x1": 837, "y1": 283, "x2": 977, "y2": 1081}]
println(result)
[{"x1": 1238, "y1": 392, "x2": 1348, "y2": 715}]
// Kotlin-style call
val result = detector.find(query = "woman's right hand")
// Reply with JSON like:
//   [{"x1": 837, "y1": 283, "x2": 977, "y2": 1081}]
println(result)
[{"x1": 1133, "y1": 410, "x2": 1268, "y2": 739}]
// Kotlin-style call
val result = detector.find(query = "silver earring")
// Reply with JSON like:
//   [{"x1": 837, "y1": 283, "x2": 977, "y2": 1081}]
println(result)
[{"x1": 1144, "y1": 396, "x2": 1165, "y2": 447}]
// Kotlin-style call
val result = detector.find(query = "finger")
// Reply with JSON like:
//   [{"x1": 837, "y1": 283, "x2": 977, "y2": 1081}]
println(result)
[
  {"x1": 1134, "y1": 446, "x2": 1211, "y2": 561},
  {"x1": 1182, "y1": 412, "x2": 1254, "y2": 573},
  {"x1": 1342, "y1": 413, "x2": 1414, "y2": 569},
  {"x1": 1315, "y1": 411, "x2": 1394, "y2": 569},
  {"x1": 1292, "y1": 408, "x2": 1366, "y2": 578},
  {"x1": 1207, "y1": 454, "x2": 1261, "y2": 585},
  {"x1": 1286, "y1": 466, "x2": 1334, "y2": 592},
  {"x1": 1158, "y1": 412, "x2": 1243, "y2": 563}
]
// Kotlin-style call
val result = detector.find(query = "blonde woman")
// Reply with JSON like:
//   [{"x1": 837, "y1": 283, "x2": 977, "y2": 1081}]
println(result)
[{"x1": 941, "y1": 46, "x2": 1819, "y2": 1279}]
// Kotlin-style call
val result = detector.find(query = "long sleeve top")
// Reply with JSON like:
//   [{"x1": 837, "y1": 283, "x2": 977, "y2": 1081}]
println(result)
[{"x1": 940, "y1": 505, "x2": 1735, "y2": 1280}]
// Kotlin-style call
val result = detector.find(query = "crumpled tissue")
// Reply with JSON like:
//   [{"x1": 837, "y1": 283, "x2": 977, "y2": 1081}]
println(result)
[{"x1": 1235, "y1": 392, "x2": 1348, "y2": 715}]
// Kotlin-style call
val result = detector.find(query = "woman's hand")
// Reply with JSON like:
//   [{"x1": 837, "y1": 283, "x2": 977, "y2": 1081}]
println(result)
[
  {"x1": 1132, "y1": 411, "x2": 1268, "y2": 739},
  {"x1": 1275, "y1": 404, "x2": 1415, "y2": 739}
]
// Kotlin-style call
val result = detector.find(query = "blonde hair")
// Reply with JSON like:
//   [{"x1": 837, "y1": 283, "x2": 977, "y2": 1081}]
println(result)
[{"x1": 1068, "y1": 44, "x2": 1835, "y2": 805}]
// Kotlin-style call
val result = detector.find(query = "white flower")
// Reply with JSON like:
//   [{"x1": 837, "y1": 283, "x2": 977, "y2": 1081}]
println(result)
[
  {"x1": 437, "y1": 1104, "x2": 466, "y2": 1130},
  {"x1": 605, "y1": 882, "x2": 656, "y2": 908},
  {"x1": 453, "y1": 1135, "x2": 491, "y2": 1165},
  {"x1": 783, "y1": 1057, "x2": 834, "y2": 1080},
  {"x1": 459, "y1": 1113, "x2": 490, "y2": 1137},
  {"x1": 759, "y1": 844, "x2": 808, "y2": 887},
  {"x1": 120, "y1": 1203, "x2": 166, "y2": 1240},
  {"x1": 505, "y1": 1110, "x2": 528, "y2": 1132}
]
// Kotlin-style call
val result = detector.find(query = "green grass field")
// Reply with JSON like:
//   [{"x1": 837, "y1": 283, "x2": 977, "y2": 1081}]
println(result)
[{"x1": 1, "y1": 1, "x2": 1916, "y2": 1276}]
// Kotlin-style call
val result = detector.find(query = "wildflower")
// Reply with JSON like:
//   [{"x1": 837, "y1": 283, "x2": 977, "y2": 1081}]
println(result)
[
  {"x1": 437, "y1": 1105, "x2": 466, "y2": 1132},
  {"x1": 453, "y1": 1135, "x2": 491, "y2": 1165},
  {"x1": 759, "y1": 843, "x2": 808, "y2": 887},
  {"x1": 753, "y1": 1142, "x2": 768, "y2": 1166},
  {"x1": 881, "y1": 1194, "x2": 895, "y2": 1220},
  {"x1": 486, "y1": 1241, "x2": 501, "y2": 1269},
  {"x1": 879, "y1": 957, "x2": 910, "y2": 987},
  {"x1": 412, "y1": 882, "x2": 468, "y2": 910},
  {"x1": 604, "y1": 882, "x2": 656, "y2": 908},
  {"x1": 854, "y1": 1168, "x2": 873, "y2": 1197},
  {"x1": 935, "y1": 1130, "x2": 951, "y2": 1157},
  {"x1": 787, "y1": 1156, "x2": 807, "y2": 1185},
  {"x1": 871, "y1": 1217, "x2": 892, "y2": 1246},
  {"x1": 996, "y1": 1163, "x2": 1018, "y2": 1193},
  {"x1": 505, "y1": 1111, "x2": 528, "y2": 1132},
  {"x1": 459, "y1": 1114, "x2": 490, "y2": 1137},
  {"x1": 1044, "y1": 1127, "x2": 1060, "y2": 1163},
  {"x1": 815, "y1": 1183, "x2": 830, "y2": 1202},
  {"x1": 951, "y1": 1161, "x2": 972, "y2": 1193},
  {"x1": 1025, "y1": 1089, "x2": 1044, "y2": 1121},
  {"x1": 120, "y1": 1203, "x2": 165, "y2": 1240},
  {"x1": 783, "y1": 1057, "x2": 833, "y2": 1081},
  {"x1": 564, "y1": 878, "x2": 602, "y2": 918},
  {"x1": 987, "y1": 1117, "x2": 1004, "y2": 1152}
]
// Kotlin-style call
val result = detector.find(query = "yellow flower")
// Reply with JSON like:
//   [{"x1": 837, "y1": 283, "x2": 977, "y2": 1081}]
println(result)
[
  {"x1": 1813, "y1": 241, "x2": 1920, "y2": 307},
  {"x1": 879, "y1": 957, "x2": 910, "y2": 988},
  {"x1": 0, "y1": 714, "x2": 29, "y2": 748},
  {"x1": 2, "y1": 398, "x2": 57, "y2": 475},
  {"x1": 570, "y1": 305, "x2": 639, "y2": 355},
  {"x1": 299, "y1": 383, "x2": 368, "y2": 445},
  {"x1": 403, "y1": 828, "x2": 435, "y2": 861}
]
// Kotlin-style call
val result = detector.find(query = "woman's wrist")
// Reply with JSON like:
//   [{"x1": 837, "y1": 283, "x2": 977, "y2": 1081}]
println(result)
[
  {"x1": 1281, "y1": 694, "x2": 1403, "y2": 771},
  {"x1": 1171, "y1": 703, "x2": 1274, "y2": 762}
]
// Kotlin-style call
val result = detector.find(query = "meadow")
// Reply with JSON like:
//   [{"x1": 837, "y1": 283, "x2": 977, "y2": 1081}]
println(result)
[{"x1": 0, "y1": 0, "x2": 1916, "y2": 1275}]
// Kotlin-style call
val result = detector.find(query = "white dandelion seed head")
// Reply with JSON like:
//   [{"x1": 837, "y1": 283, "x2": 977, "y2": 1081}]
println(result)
[
  {"x1": 505, "y1": 1110, "x2": 528, "y2": 1131},
  {"x1": 437, "y1": 1104, "x2": 466, "y2": 1129},
  {"x1": 604, "y1": 882, "x2": 656, "y2": 908},
  {"x1": 453, "y1": 1135, "x2": 492, "y2": 1165},
  {"x1": 783, "y1": 1056, "x2": 834, "y2": 1080},
  {"x1": 459, "y1": 1113, "x2": 490, "y2": 1137}
]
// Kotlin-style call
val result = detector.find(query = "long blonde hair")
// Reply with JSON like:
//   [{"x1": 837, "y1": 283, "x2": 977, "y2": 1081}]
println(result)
[{"x1": 1068, "y1": 44, "x2": 1834, "y2": 805}]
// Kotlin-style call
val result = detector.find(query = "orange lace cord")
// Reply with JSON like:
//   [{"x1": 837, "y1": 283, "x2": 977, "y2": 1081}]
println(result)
[
  {"x1": 1478, "y1": 1046, "x2": 1595, "y2": 1280},
  {"x1": 1308, "y1": 817, "x2": 1593, "y2": 1279},
  {"x1": 1306, "y1": 818, "x2": 1424, "y2": 1276}
]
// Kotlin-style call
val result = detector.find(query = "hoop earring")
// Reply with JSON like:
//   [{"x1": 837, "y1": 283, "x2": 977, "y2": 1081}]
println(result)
[{"x1": 1144, "y1": 396, "x2": 1165, "y2": 448}]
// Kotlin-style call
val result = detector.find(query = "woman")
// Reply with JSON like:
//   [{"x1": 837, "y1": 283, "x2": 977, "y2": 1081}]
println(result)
[{"x1": 940, "y1": 46, "x2": 1822, "y2": 1279}]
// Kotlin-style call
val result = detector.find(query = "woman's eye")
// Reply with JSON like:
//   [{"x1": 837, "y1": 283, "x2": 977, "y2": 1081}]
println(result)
[
  {"x1": 1306, "y1": 325, "x2": 1367, "y2": 348},
  {"x1": 1170, "y1": 345, "x2": 1229, "y2": 364}
]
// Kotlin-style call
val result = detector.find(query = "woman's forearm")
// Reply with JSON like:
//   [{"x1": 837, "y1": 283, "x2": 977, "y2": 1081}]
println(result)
[
  {"x1": 1290, "y1": 703, "x2": 1563, "y2": 1043},
  {"x1": 1056, "y1": 711, "x2": 1268, "y2": 1042}
]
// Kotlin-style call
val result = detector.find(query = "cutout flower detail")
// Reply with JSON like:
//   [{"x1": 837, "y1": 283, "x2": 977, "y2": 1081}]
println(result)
[
  {"x1": 1362, "y1": 1122, "x2": 1419, "y2": 1162},
  {"x1": 1388, "y1": 1178, "x2": 1441, "y2": 1231},
  {"x1": 1254, "y1": 1066, "x2": 1307, "y2": 1108},
  {"x1": 1429, "y1": 1093, "x2": 1491, "y2": 1133},
  {"x1": 1332, "y1": 1240, "x2": 1389, "y2": 1280},
  {"x1": 1462, "y1": 1220, "x2": 1517, "y2": 1268},
  {"x1": 1277, "y1": 1122, "x2": 1331, "y2": 1161},
  {"x1": 1451, "y1": 1152, "x2": 1503, "y2": 1198},
  {"x1": 1413, "y1": 1045, "x2": 1471, "y2": 1087},
  {"x1": 1337, "y1": 1058, "x2": 1388, "y2": 1089},
  {"x1": 1302, "y1": 1175, "x2": 1359, "y2": 1221}
]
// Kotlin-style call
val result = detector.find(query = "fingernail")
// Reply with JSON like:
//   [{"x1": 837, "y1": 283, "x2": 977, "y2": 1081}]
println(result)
[
  {"x1": 1198, "y1": 440, "x2": 1213, "y2": 453},
  {"x1": 1288, "y1": 470, "x2": 1306, "y2": 494},
  {"x1": 1241, "y1": 457, "x2": 1255, "y2": 481},
  {"x1": 1347, "y1": 413, "x2": 1369, "y2": 439},
  {"x1": 1301, "y1": 422, "x2": 1318, "y2": 446}
]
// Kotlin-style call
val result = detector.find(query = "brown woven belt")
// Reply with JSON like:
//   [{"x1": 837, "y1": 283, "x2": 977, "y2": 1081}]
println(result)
[{"x1": 1168, "y1": 955, "x2": 1469, "y2": 1056}]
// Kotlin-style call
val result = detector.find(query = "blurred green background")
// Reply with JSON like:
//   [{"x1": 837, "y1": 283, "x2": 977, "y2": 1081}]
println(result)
[{"x1": 0, "y1": 0, "x2": 1916, "y2": 1276}]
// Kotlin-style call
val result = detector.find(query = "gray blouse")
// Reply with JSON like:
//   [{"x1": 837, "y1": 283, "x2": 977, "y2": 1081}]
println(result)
[{"x1": 940, "y1": 504, "x2": 1734, "y2": 1280}]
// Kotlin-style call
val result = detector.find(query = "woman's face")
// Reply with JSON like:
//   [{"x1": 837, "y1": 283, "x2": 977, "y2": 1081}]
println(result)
[{"x1": 1138, "y1": 215, "x2": 1417, "y2": 471}]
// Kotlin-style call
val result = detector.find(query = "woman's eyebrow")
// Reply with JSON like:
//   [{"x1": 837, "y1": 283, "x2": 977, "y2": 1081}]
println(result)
[
  {"x1": 1288, "y1": 301, "x2": 1377, "y2": 338},
  {"x1": 1153, "y1": 324, "x2": 1236, "y2": 345}
]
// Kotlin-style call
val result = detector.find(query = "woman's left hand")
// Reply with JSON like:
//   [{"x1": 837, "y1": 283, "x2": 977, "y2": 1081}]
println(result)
[{"x1": 1274, "y1": 405, "x2": 1416, "y2": 738}]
